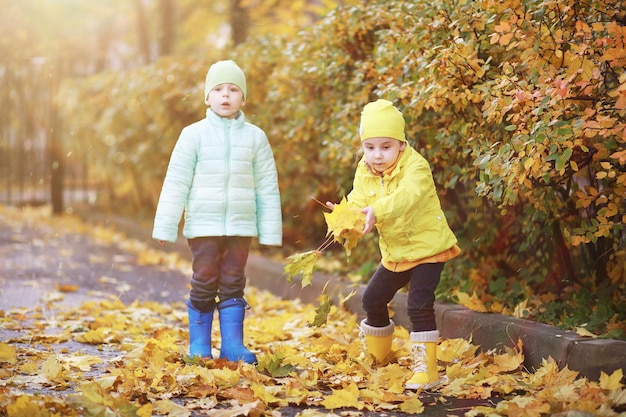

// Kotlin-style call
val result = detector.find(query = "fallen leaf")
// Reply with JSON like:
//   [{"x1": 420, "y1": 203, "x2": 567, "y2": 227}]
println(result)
[
  {"x1": 321, "y1": 382, "x2": 363, "y2": 410},
  {"x1": 575, "y1": 326, "x2": 598, "y2": 338},
  {"x1": 0, "y1": 342, "x2": 17, "y2": 364},
  {"x1": 455, "y1": 291, "x2": 488, "y2": 312},
  {"x1": 56, "y1": 283, "x2": 80, "y2": 293},
  {"x1": 600, "y1": 369, "x2": 624, "y2": 390}
]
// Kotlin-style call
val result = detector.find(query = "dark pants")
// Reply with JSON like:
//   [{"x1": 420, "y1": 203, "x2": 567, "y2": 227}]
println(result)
[
  {"x1": 188, "y1": 236, "x2": 251, "y2": 312},
  {"x1": 362, "y1": 262, "x2": 444, "y2": 332}
]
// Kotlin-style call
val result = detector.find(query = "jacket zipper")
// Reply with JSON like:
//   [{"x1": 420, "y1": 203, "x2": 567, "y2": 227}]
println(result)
[
  {"x1": 223, "y1": 119, "x2": 232, "y2": 232},
  {"x1": 377, "y1": 172, "x2": 387, "y2": 253}
]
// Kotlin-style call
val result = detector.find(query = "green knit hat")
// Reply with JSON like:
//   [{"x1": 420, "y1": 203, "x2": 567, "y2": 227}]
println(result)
[{"x1": 204, "y1": 60, "x2": 247, "y2": 101}]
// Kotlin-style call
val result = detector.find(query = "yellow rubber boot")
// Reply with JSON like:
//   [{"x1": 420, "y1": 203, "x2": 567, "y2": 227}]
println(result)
[
  {"x1": 359, "y1": 319, "x2": 395, "y2": 363},
  {"x1": 405, "y1": 330, "x2": 440, "y2": 390}
]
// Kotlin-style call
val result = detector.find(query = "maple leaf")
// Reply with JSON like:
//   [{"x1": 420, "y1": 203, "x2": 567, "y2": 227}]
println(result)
[
  {"x1": 42, "y1": 354, "x2": 63, "y2": 381},
  {"x1": 310, "y1": 294, "x2": 332, "y2": 327},
  {"x1": 438, "y1": 338, "x2": 479, "y2": 363},
  {"x1": 454, "y1": 291, "x2": 488, "y2": 312},
  {"x1": 154, "y1": 399, "x2": 191, "y2": 416},
  {"x1": 75, "y1": 327, "x2": 115, "y2": 344},
  {"x1": 492, "y1": 339, "x2": 524, "y2": 372},
  {"x1": 257, "y1": 352, "x2": 297, "y2": 377},
  {"x1": 70, "y1": 382, "x2": 141, "y2": 417},
  {"x1": 610, "y1": 388, "x2": 626, "y2": 408},
  {"x1": 371, "y1": 363, "x2": 408, "y2": 394},
  {"x1": 321, "y1": 381, "x2": 363, "y2": 410},
  {"x1": 64, "y1": 353, "x2": 105, "y2": 372},
  {"x1": 204, "y1": 400, "x2": 263, "y2": 417},
  {"x1": 137, "y1": 404, "x2": 155, "y2": 417},
  {"x1": 323, "y1": 197, "x2": 365, "y2": 256},
  {"x1": 575, "y1": 326, "x2": 598, "y2": 338},
  {"x1": 600, "y1": 369, "x2": 624, "y2": 390},
  {"x1": 496, "y1": 395, "x2": 551, "y2": 417},
  {"x1": 5, "y1": 395, "x2": 49, "y2": 417},
  {"x1": 399, "y1": 396, "x2": 425, "y2": 414},
  {"x1": 250, "y1": 381, "x2": 282, "y2": 405},
  {"x1": 284, "y1": 250, "x2": 321, "y2": 288},
  {"x1": 0, "y1": 342, "x2": 17, "y2": 364},
  {"x1": 466, "y1": 405, "x2": 497, "y2": 416}
]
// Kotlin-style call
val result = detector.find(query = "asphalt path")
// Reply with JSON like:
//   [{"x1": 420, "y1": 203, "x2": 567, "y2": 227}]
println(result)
[{"x1": 0, "y1": 211, "x2": 189, "y2": 310}]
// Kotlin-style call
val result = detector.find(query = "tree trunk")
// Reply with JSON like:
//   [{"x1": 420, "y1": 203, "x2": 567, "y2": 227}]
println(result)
[
  {"x1": 230, "y1": 0, "x2": 250, "y2": 46},
  {"x1": 48, "y1": 60, "x2": 64, "y2": 214},
  {"x1": 134, "y1": 0, "x2": 152, "y2": 64},
  {"x1": 551, "y1": 221, "x2": 577, "y2": 289},
  {"x1": 158, "y1": 0, "x2": 175, "y2": 56}
]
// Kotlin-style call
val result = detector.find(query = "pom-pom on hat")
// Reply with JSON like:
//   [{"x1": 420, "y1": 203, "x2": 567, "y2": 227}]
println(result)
[
  {"x1": 359, "y1": 99, "x2": 406, "y2": 142},
  {"x1": 204, "y1": 60, "x2": 247, "y2": 102}
]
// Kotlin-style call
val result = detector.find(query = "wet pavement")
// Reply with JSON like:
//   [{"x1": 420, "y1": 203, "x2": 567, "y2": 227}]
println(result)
[{"x1": 0, "y1": 207, "x2": 189, "y2": 310}]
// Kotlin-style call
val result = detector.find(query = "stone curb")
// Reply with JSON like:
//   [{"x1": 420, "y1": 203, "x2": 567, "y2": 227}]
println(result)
[
  {"x1": 245, "y1": 253, "x2": 626, "y2": 381},
  {"x1": 87, "y1": 212, "x2": 626, "y2": 382}
]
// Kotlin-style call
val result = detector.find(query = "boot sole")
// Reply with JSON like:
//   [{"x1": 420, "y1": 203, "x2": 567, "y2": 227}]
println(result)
[{"x1": 404, "y1": 375, "x2": 447, "y2": 391}]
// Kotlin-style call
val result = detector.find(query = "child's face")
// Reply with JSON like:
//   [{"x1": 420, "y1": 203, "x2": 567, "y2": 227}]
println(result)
[
  {"x1": 206, "y1": 83, "x2": 245, "y2": 119},
  {"x1": 361, "y1": 137, "x2": 406, "y2": 173}
]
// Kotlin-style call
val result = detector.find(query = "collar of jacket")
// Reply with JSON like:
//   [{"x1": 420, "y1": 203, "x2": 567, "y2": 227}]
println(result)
[{"x1": 205, "y1": 108, "x2": 246, "y2": 128}]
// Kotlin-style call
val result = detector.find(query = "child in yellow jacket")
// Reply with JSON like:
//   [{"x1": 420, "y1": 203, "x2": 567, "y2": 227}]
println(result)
[{"x1": 328, "y1": 99, "x2": 460, "y2": 389}]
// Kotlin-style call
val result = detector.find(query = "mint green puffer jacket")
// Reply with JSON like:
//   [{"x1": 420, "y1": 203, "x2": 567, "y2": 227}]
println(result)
[{"x1": 152, "y1": 109, "x2": 282, "y2": 246}]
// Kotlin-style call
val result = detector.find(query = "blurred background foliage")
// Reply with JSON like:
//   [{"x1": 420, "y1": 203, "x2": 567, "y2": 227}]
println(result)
[{"x1": 1, "y1": 0, "x2": 625, "y2": 339}]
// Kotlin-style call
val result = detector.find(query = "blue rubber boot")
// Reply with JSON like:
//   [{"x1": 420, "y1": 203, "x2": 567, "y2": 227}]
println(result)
[
  {"x1": 187, "y1": 300, "x2": 214, "y2": 359},
  {"x1": 217, "y1": 298, "x2": 257, "y2": 364}
]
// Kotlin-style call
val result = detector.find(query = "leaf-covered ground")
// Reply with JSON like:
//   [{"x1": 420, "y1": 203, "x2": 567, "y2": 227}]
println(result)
[{"x1": 0, "y1": 205, "x2": 625, "y2": 416}]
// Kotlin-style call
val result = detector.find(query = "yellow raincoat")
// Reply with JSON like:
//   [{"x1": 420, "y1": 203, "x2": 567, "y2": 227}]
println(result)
[{"x1": 347, "y1": 146, "x2": 460, "y2": 272}]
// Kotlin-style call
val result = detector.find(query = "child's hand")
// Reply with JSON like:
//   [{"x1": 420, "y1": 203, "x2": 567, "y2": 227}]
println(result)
[
  {"x1": 325, "y1": 201, "x2": 335, "y2": 211},
  {"x1": 361, "y1": 206, "x2": 376, "y2": 234}
]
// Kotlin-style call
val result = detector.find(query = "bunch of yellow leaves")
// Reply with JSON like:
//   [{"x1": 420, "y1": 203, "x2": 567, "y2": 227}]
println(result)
[
  {"x1": 322, "y1": 197, "x2": 365, "y2": 257},
  {"x1": 284, "y1": 197, "x2": 364, "y2": 288}
]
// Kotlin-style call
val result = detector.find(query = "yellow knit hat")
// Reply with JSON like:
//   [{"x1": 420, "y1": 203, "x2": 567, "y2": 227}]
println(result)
[
  {"x1": 359, "y1": 99, "x2": 406, "y2": 142},
  {"x1": 204, "y1": 60, "x2": 247, "y2": 101}
]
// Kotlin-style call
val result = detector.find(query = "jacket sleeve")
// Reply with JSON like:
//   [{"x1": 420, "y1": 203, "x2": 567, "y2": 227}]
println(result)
[
  {"x1": 152, "y1": 129, "x2": 197, "y2": 243},
  {"x1": 253, "y1": 133, "x2": 283, "y2": 246},
  {"x1": 347, "y1": 159, "x2": 368, "y2": 208}
]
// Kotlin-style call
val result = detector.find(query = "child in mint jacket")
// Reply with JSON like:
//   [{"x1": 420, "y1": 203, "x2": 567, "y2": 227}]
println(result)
[
  {"x1": 328, "y1": 99, "x2": 459, "y2": 389},
  {"x1": 153, "y1": 60, "x2": 282, "y2": 364}
]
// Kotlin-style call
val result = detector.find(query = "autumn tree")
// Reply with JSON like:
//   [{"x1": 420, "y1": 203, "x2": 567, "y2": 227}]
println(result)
[
  {"x1": 237, "y1": 0, "x2": 626, "y2": 337},
  {"x1": 55, "y1": 0, "x2": 625, "y2": 337}
]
